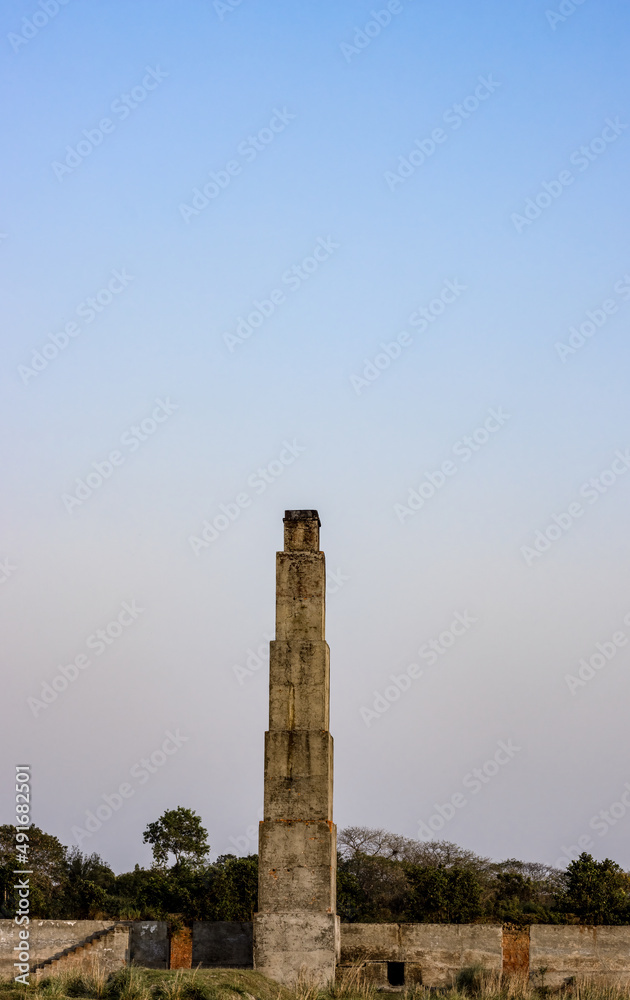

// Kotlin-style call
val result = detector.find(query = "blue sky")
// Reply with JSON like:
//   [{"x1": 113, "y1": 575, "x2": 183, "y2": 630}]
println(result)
[{"x1": 2, "y1": 0, "x2": 630, "y2": 873}]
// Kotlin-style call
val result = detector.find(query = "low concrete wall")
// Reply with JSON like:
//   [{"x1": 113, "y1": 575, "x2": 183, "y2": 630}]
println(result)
[
  {"x1": 530, "y1": 925, "x2": 630, "y2": 988},
  {"x1": 0, "y1": 920, "x2": 170, "y2": 979},
  {"x1": 0, "y1": 920, "x2": 115, "y2": 978},
  {"x1": 193, "y1": 922, "x2": 253, "y2": 967},
  {"x1": 129, "y1": 922, "x2": 169, "y2": 969},
  {"x1": 339, "y1": 923, "x2": 503, "y2": 988},
  {"x1": 4, "y1": 919, "x2": 630, "y2": 985},
  {"x1": 33, "y1": 925, "x2": 130, "y2": 979}
]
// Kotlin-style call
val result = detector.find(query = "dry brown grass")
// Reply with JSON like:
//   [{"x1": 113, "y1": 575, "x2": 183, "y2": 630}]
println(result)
[{"x1": 2, "y1": 967, "x2": 630, "y2": 1000}]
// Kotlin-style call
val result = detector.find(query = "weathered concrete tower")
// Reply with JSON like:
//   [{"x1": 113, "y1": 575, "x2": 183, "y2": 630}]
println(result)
[{"x1": 253, "y1": 510, "x2": 339, "y2": 986}]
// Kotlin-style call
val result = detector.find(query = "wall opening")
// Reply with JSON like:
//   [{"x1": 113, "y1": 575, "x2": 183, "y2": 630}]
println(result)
[{"x1": 387, "y1": 962, "x2": 405, "y2": 986}]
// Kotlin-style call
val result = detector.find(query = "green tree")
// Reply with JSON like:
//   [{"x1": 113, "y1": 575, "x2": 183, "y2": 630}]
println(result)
[
  {"x1": 564, "y1": 853, "x2": 630, "y2": 924},
  {"x1": 204, "y1": 854, "x2": 258, "y2": 921},
  {"x1": 143, "y1": 807, "x2": 209, "y2": 870},
  {"x1": 62, "y1": 849, "x2": 116, "y2": 918},
  {"x1": 405, "y1": 864, "x2": 481, "y2": 922},
  {"x1": 0, "y1": 825, "x2": 67, "y2": 918},
  {"x1": 486, "y1": 859, "x2": 565, "y2": 925},
  {"x1": 336, "y1": 856, "x2": 368, "y2": 922},
  {"x1": 114, "y1": 864, "x2": 173, "y2": 919},
  {"x1": 337, "y1": 852, "x2": 409, "y2": 921}
]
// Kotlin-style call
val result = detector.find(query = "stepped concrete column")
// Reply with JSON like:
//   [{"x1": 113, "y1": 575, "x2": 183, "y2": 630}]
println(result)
[{"x1": 253, "y1": 510, "x2": 339, "y2": 986}]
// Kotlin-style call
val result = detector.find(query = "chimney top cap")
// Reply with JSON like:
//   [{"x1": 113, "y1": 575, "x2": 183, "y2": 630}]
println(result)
[{"x1": 284, "y1": 509, "x2": 321, "y2": 525}]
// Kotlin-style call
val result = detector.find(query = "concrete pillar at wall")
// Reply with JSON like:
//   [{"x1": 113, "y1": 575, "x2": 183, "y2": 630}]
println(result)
[{"x1": 253, "y1": 511, "x2": 339, "y2": 987}]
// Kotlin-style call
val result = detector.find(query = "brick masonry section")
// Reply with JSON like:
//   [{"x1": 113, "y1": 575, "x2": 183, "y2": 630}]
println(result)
[
  {"x1": 502, "y1": 926, "x2": 530, "y2": 975},
  {"x1": 169, "y1": 928, "x2": 192, "y2": 969}
]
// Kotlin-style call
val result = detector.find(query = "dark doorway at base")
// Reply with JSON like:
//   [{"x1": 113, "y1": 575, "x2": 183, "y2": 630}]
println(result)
[{"x1": 387, "y1": 962, "x2": 405, "y2": 986}]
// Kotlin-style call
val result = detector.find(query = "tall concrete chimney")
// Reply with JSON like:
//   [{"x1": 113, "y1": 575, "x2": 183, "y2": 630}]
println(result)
[{"x1": 253, "y1": 510, "x2": 339, "y2": 986}]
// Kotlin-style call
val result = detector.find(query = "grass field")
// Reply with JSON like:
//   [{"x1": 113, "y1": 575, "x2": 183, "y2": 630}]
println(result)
[{"x1": 2, "y1": 967, "x2": 630, "y2": 1000}]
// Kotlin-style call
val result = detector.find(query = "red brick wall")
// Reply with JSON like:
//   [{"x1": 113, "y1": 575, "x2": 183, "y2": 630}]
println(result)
[
  {"x1": 502, "y1": 926, "x2": 530, "y2": 975},
  {"x1": 169, "y1": 927, "x2": 192, "y2": 969}
]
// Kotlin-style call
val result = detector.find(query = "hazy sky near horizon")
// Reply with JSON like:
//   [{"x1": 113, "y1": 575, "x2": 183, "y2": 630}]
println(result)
[{"x1": 2, "y1": 0, "x2": 630, "y2": 875}]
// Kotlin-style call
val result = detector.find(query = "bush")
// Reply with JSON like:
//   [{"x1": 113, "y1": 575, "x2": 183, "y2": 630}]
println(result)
[
  {"x1": 454, "y1": 964, "x2": 486, "y2": 996},
  {"x1": 151, "y1": 979, "x2": 212, "y2": 1000},
  {"x1": 405, "y1": 865, "x2": 482, "y2": 923},
  {"x1": 64, "y1": 975, "x2": 101, "y2": 998},
  {"x1": 563, "y1": 853, "x2": 630, "y2": 924},
  {"x1": 104, "y1": 968, "x2": 148, "y2": 1000}
]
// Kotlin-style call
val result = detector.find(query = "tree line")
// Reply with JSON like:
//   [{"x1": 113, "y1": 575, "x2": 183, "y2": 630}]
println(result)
[{"x1": 2, "y1": 811, "x2": 629, "y2": 926}]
